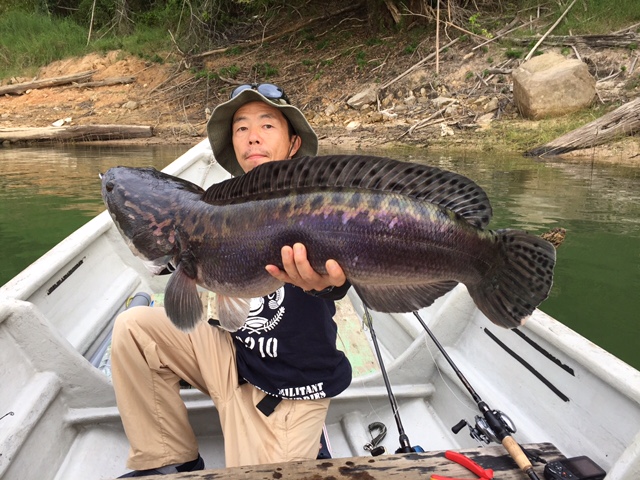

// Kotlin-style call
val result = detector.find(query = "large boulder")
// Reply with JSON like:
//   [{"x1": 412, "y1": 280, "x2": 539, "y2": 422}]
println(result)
[{"x1": 512, "y1": 52, "x2": 595, "y2": 119}]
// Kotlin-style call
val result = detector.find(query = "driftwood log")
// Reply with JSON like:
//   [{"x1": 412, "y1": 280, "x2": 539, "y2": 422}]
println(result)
[
  {"x1": 525, "y1": 97, "x2": 640, "y2": 156},
  {"x1": 0, "y1": 125, "x2": 153, "y2": 143},
  {"x1": 0, "y1": 70, "x2": 96, "y2": 95},
  {"x1": 158, "y1": 443, "x2": 562, "y2": 480},
  {"x1": 63, "y1": 76, "x2": 136, "y2": 89},
  {"x1": 510, "y1": 33, "x2": 640, "y2": 49}
]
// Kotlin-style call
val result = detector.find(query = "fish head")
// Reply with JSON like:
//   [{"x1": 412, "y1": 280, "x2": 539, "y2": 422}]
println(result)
[{"x1": 101, "y1": 166, "x2": 203, "y2": 275}]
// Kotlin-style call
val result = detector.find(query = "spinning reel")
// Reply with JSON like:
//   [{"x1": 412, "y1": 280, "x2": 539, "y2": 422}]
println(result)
[{"x1": 452, "y1": 410, "x2": 517, "y2": 444}]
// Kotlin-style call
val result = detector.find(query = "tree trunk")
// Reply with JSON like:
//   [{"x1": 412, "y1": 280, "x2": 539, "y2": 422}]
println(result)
[
  {"x1": 525, "y1": 98, "x2": 640, "y2": 156},
  {"x1": 510, "y1": 33, "x2": 640, "y2": 49},
  {"x1": 0, "y1": 125, "x2": 153, "y2": 143},
  {"x1": 0, "y1": 71, "x2": 96, "y2": 95}
]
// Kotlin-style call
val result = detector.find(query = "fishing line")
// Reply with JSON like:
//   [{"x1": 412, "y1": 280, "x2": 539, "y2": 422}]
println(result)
[
  {"x1": 421, "y1": 327, "x2": 478, "y2": 415},
  {"x1": 0, "y1": 411, "x2": 14, "y2": 421}
]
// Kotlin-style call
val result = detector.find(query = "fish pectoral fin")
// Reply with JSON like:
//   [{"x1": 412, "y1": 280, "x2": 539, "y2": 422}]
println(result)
[
  {"x1": 352, "y1": 281, "x2": 459, "y2": 313},
  {"x1": 217, "y1": 295, "x2": 252, "y2": 332},
  {"x1": 164, "y1": 265, "x2": 203, "y2": 332}
]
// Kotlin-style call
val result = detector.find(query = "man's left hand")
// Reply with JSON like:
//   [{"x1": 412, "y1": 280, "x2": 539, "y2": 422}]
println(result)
[{"x1": 265, "y1": 243, "x2": 346, "y2": 292}]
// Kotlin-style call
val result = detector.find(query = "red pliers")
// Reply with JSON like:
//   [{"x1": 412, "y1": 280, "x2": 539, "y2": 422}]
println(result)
[{"x1": 431, "y1": 450, "x2": 494, "y2": 480}]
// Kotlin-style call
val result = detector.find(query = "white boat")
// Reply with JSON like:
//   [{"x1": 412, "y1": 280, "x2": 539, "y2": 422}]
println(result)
[{"x1": 1, "y1": 139, "x2": 639, "y2": 480}]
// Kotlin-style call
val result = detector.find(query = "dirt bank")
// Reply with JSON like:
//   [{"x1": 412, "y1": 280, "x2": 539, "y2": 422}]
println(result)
[{"x1": 1, "y1": 20, "x2": 638, "y2": 165}]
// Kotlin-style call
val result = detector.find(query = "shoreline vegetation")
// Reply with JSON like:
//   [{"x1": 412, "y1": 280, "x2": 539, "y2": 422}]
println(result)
[{"x1": 0, "y1": 1, "x2": 638, "y2": 163}]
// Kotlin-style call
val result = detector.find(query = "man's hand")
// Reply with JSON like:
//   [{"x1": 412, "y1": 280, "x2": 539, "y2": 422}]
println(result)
[{"x1": 265, "y1": 243, "x2": 346, "y2": 292}]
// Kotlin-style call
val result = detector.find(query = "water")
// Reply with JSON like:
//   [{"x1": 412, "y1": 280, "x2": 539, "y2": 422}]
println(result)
[{"x1": 1, "y1": 144, "x2": 639, "y2": 370}]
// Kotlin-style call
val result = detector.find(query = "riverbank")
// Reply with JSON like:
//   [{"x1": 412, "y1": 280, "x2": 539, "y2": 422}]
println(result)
[{"x1": 1, "y1": 20, "x2": 638, "y2": 165}]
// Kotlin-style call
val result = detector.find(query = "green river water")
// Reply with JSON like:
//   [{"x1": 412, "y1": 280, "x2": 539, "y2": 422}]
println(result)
[{"x1": 1, "y1": 144, "x2": 638, "y2": 370}]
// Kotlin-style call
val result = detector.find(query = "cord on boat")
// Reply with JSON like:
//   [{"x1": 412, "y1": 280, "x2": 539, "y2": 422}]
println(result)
[{"x1": 0, "y1": 411, "x2": 14, "y2": 421}]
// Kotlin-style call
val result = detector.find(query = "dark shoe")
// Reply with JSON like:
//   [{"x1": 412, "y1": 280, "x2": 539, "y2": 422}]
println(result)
[{"x1": 118, "y1": 454, "x2": 204, "y2": 477}]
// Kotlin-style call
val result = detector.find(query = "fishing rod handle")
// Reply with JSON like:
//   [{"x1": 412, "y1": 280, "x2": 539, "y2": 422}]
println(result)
[{"x1": 501, "y1": 436, "x2": 540, "y2": 480}]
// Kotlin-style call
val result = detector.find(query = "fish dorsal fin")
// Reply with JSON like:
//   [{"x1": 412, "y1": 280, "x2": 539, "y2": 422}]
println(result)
[{"x1": 203, "y1": 154, "x2": 492, "y2": 229}]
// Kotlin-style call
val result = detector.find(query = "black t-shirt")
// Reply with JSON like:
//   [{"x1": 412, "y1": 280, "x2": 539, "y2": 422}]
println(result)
[{"x1": 233, "y1": 284, "x2": 352, "y2": 399}]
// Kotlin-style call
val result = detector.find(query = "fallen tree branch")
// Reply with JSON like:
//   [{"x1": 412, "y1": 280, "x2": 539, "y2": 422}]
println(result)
[
  {"x1": 509, "y1": 33, "x2": 640, "y2": 49},
  {"x1": 381, "y1": 37, "x2": 460, "y2": 90},
  {"x1": 0, "y1": 125, "x2": 153, "y2": 143},
  {"x1": 0, "y1": 70, "x2": 96, "y2": 95},
  {"x1": 525, "y1": 97, "x2": 640, "y2": 157},
  {"x1": 63, "y1": 76, "x2": 136, "y2": 89},
  {"x1": 192, "y1": 3, "x2": 365, "y2": 60}
]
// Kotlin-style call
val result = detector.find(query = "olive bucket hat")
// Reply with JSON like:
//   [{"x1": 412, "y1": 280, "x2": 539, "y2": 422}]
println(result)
[{"x1": 207, "y1": 86, "x2": 319, "y2": 177}]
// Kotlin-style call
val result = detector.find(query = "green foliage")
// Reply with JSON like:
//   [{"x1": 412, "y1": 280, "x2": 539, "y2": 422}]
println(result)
[
  {"x1": 252, "y1": 62, "x2": 278, "y2": 78},
  {"x1": 355, "y1": 50, "x2": 367, "y2": 70},
  {"x1": 219, "y1": 65, "x2": 241, "y2": 79},
  {"x1": 315, "y1": 39, "x2": 330, "y2": 51},
  {"x1": 0, "y1": 11, "x2": 88, "y2": 78},
  {"x1": 468, "y1": 13, "x2": 492, "y2": 39},
  {"x1": 511, "y1": 0, "x2": 640, "y2": 35},
  {"x1": 505, "y1": 49, "x2": 523, "y2": 59},
  {"x1": 403, "y1": 42, "x2": 418, "y2": 54}
]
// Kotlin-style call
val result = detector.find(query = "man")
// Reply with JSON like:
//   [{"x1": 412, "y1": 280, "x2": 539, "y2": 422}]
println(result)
[{"x1": 113, "y1": 83, "x2": 352, "y2": 477}]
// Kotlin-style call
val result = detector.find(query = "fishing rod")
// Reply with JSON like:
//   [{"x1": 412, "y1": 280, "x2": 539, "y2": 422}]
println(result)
[
  {"x1": 363, "y1": 305, "x2": 419, "y2": 454},
  {"x1": 412, "y1": 311, "x2": 541, "y2": 480}
]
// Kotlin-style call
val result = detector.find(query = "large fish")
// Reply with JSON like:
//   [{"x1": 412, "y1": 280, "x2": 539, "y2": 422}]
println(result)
[{"x1": 101, "y1": 154, "x2": 556, "y2": 332}]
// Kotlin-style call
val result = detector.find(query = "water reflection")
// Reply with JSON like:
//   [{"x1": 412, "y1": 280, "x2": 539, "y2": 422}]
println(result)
[
  {"x1": 0, "y1": 144, "x2": 190, "y2": 286},
  {"x1": 1, "y1": 144, "x2": 639, "y2": 371}
]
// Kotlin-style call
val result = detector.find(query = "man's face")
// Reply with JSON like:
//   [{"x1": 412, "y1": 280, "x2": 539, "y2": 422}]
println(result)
[{"x1": 232, "y1": 101, "x2": 301, "y2": 173}]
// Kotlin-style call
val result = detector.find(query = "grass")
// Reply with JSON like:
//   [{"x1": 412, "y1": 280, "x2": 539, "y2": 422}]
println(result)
[
  {"x1": 0, "y1": 11, "x2": 88, "y2": 78},
  {"x1": 510, "y1": 0, "x2": 640, "y2": 36},
  {"x1": 0, "y1": 11, "x2": 173, "y2": 80},
  {"x1": 476, "y1": 105, "x2": 611, "y2": 152}
]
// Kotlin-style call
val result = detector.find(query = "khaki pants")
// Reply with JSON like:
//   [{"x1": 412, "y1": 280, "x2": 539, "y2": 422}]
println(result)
[{"x1": 111, "y1": 306, "x2": 330, "y2": 470}]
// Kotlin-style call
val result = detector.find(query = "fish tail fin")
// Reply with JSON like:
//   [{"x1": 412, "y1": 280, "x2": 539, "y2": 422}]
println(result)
[
  {"x1": 164, "y1": 264, "x2": 203, "y2": 332},
  {"x1": 216, "y1": 295, "x2": 252, "y2": 332},
  {"x1": 467, "y1": 229, "x2": 556, "y2": 328}
]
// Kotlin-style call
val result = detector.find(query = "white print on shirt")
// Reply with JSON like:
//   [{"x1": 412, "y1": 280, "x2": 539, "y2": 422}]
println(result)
[
  {"x1": 278, "y1": 382, "x2": 327, "y2": 400},
  {"x1": 236, "y1": 287, "x2": 285, "y2": 357}
]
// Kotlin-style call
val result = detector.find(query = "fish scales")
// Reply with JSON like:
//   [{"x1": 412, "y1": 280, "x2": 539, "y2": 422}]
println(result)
[
  {"x1": 199, "y1": 190, "x2": 494, "y2": 288},
  {"x1": 101, "y1": 154, "x2": 556, "y2": 332}
]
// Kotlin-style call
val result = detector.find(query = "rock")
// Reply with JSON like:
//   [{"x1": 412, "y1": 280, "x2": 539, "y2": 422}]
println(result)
[
  {"x1": 440, "y1": 124, "x2": 455, "y2": 136},
  {"x1": 432, "y1": 96, "x2": 456, "y2": 108},
  {"x1": 51, "y1": 117, "x2": 72, "y2": 127},
  {"x1": 346, "y1": 120, "x2": 361, "y2": 131},
  {"x1": 122, "y1": 100, "x2": 139, "y2": 110},
  {"x1": 404, "y1": 94, "x2": 417, "y2": 106},
  {"x1": 512, "y1": 52, "x2": 595, "y2": 119},
  {"x1": 324, "y1": 103, "x2": 339, "y2": 116},
  {"x1": 476, "y1": 113, "x2": 494, "y2": 130},
  {"x1": 444, "y1": 104, "x2": 461, "y2": 117},
  {"x1": 347, "y1": 86, "x2": 378, "y2": 109},
  {"x1": 381, "y1": 94, "x2": 394, "y2": 108},
  {"x1": 484, "y1": 97, "x2": 500, "y2": 112},
  {"x1": 399, "y1": 69, "x2": 429, "y2": 91}
]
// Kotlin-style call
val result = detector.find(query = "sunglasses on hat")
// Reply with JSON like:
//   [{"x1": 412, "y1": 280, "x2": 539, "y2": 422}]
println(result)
[{"x1": 230, "y1": 83, "x2": 290, "y2": 105}]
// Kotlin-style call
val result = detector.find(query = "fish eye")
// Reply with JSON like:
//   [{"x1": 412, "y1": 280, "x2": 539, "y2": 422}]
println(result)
[{"x1": 105, "y1": 181, "x2": 114, "y2": 192}]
